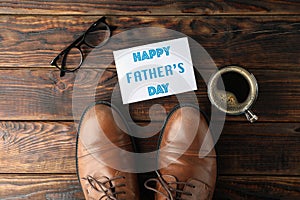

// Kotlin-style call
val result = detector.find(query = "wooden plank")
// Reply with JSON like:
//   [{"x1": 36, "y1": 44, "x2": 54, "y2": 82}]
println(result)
[
  {"x1": 0, "y1": 121, "x2": 299, "y2": 175},
  {"x1": 0, "y1": 16, "x2": 299, "y2": 69},
  {"x1": 0, "y1": 0, "x2": 299, "y2": 15},
  {"x1": 0, "y1": 69, "x2": 115, "y2": 121},
  {"x1": 0, "y1": 174, "x2": 299, "y2": 199},
  {"x1": 216, "y1": 122, "x2": 300, "y2": 175},
  {"x1": 0, "y1": 174, "x2": 83, "y2": 199},
  {"x1": 0, "y1": 68, "x2": 299, "y2": 122},
  {"x1": 214, "y1": 176, "x2": 300, "y2": 199},
  {"x1": 0, "y1": 121, "x2": 77, "y2": 173}
]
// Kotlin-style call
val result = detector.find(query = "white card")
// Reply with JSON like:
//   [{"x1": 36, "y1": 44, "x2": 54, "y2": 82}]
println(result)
[{"x1": 113, "y1": 37, "x2": 197, "y2": 104}]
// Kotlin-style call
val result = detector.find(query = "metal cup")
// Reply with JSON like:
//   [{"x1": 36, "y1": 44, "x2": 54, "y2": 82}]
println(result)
[{"x1": 208, "y1": 66, "x2": 258, "y2": 123}]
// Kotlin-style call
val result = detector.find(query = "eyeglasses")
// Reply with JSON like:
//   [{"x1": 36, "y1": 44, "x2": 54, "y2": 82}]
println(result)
[{"x1": 50, "y1": 17, "x2": 112, "y2": 77}]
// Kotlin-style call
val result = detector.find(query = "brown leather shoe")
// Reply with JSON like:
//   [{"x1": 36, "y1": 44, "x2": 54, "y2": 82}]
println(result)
[
  {"x1": 76, "y1": 101, "x2": 139, "y2": 200},
  {"x1": 145, "y1": 104, "x2": 217, "y2": 200}
]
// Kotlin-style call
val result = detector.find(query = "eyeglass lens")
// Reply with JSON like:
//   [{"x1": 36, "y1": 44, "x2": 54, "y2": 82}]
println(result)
[
  {"x1": 58, "y1": 20, "x2": 111, "y2": 72},
  {"x1": 85, "y1": 21, "x2": 110, "y2": 48},
  {"x1": 57, "y1": 48, "x2": 83, "y2": 71}
]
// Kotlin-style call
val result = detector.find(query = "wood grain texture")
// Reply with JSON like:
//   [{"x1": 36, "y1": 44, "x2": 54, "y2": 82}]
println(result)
[
  {"x1": 0, "y1": 0, "x2": 298, "y2": 199},
  {"x1": 214, "y1": 176, "x2": 300, "y2": 200},
  {"x1": 0, "y1": 68, "x2": 299, "y2": 122},
  {"x1": 216, "y1": 122, "x2": 300, "y2": 175},
  {"x1": 0, "y1": 174, "x2": 299, "y2": 199},
  {"x1": 0, "y1": 121, "x2": 299, "y2": 175},
  {"x1": 0, "y1": 16, "x2": 299, "y2": 69},
  {"x1": 0, "y1": 174, "x2": 83, "y2": 200},
  {"x1": 0, "y1": 121, "x2": 77, "y2": 173},
  {"x1": 0, "y1": 0, "x2": 299, "y2": 15}
]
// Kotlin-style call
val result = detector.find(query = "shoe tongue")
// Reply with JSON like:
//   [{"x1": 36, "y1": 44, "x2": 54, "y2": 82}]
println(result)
[
  {"x1": 183, "y1": 179, "x2": 211, "y2": 200},
  {"x1": 162, "y1": 174, "x2": 177, "y2": 183},
  {"x1": 85, "y1": 176, "x2": 115, "y2": 200},
  {"x1": 87, "y1": 188, "x2": 105, "y2": 200},
  {"x1": 156, "y1": 174, "x2": 177, "y2": 200}
]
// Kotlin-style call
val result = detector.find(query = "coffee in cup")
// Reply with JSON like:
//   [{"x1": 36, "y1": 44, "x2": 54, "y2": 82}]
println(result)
[{"x1": 208, "y1": 65, "x2": 258, "y2": 123}]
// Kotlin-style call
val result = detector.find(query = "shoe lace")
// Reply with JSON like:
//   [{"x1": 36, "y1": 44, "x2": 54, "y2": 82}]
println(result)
[
  {"x1": 83, "y1": 175, "x2": 126, "y2": 200},
  {"x1": 144, "y1": 171, "x2": 195, "y2": 200}
]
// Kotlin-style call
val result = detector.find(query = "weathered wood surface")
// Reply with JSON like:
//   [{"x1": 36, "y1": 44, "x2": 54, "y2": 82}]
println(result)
[
  {"x1": 214, "y1": 176, "x2": 300, "y2": 200},
  {"x1": 0, "y1": 1, "x2": 299, "y2": 199},
  {"x1": 0, "y1": 0, "x2": 299, "y2": 15},
  {"x1": 0, "y1": 174, "x2": 83, "y2": 199},
  {"x1": 0, "y1": 174, "x2": 299, "y2": 199},
  {"x1": 0, "y1": 121, "x2": 299, "y2": 175},
  {"x1": 0, "y1": 68, "x2": 299, "y2": 122},
  {"x1": 0, "y1": 16, "x2": 299, "y2": 69},
  {"x1": 0, "y1": 121, "x2": 76, "y2": 173}
]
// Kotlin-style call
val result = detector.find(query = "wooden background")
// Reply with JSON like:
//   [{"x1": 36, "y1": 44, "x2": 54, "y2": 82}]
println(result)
[{"x1": 0, "y1": 0, "x2": 299, "y2": 199}]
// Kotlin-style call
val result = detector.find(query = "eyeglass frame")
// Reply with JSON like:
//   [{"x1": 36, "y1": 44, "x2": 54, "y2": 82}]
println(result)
[{"x1": 50, "y1": 16, "x2": 112, "y2": 77}]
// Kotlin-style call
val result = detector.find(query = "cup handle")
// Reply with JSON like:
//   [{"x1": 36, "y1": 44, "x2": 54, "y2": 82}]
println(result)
[{"x1": 245, "y1": 110, "x2": 258, "y2": 123}]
